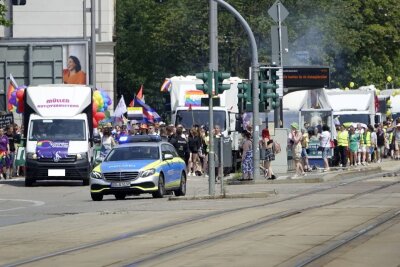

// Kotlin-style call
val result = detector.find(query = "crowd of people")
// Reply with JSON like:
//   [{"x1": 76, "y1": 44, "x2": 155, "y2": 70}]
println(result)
[
  {"x1": 2, "y1": 116, "x2": 398, "y2": 181},
  {"x1": 0, "y1": 123, "x2": 22, "y2": 180},
  {"x1": 288, "y1": 117, "x2": 400, "y2": 178},
  {"x1": 96, "y1": 122, "x2": 219, "y2": 178},
  {"x1": 238, "y1": 116, "x2": 400, "y2": 180},
  {"x1": 332, "y1": 119, "x2": 400, "y2": 167}
]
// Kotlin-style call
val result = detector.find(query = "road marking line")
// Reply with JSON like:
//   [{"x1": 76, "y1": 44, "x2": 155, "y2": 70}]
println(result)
[{"x1": 0, "y1": 199, "x2": 45, "y2": 212}]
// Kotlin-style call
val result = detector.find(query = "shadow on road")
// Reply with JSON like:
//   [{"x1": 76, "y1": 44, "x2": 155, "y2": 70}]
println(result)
[{"x1": 0, "y1": 179, "x2": 85, "y2": 187}]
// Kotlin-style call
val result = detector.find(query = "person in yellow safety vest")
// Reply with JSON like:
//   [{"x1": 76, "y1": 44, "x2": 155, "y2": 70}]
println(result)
[
  {"x1": 337, "y1": 124, "x2": 349, "y2": 167},
  {"x1": 363, "y1": 125, "x2": 372, "y2": 164},
  {"x1": 356, "y1": 123, "x2": 366, "y2": 165}
]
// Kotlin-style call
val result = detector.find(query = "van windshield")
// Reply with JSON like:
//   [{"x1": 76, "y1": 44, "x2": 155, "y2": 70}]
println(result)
[
  {"x1": 175, "y1": 110, "x2": 226, "y2": 131},
  {"x1": 29, "y1": 119, "x2": 86, "y2": 141},
  {"x1": 336, "y1": 114, "x2": 370, "y2": 125}
]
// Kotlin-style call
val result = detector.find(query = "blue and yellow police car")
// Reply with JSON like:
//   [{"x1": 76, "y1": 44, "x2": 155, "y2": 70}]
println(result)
[{"x1": 90, "y1": 135, "x2": 187, "y2": 201}]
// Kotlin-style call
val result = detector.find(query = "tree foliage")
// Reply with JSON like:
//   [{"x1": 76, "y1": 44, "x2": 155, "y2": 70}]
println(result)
[
  {"x1": 116, "y1": 0, "x2": 400, "y2": 111},
  {"x1": 0, "y1": 0, "x2": 11, "y2": 27}
]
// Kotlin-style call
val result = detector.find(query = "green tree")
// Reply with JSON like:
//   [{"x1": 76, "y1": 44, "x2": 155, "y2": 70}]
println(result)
[
  {"x1": 116, "y1": 0, "x2": 400, "y2": 116},
  {"x1": 0, "y1": 0, "x2": 11, "y2": 26}
]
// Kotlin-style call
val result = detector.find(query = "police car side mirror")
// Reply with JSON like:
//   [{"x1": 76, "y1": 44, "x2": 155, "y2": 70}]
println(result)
[{"x1": 163, "y1": 153, "x2": 174, "y2": 160}]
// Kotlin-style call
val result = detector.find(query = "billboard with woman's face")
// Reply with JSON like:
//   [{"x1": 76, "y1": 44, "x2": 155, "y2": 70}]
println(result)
[{"x1": 62, "y1": 44, "x2": 88, "y2": 85}]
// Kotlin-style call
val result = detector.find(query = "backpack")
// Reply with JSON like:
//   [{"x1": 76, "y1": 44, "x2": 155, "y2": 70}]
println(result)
[{"x1": 273, "y1": 141, "x2": 281, "y2": 154}]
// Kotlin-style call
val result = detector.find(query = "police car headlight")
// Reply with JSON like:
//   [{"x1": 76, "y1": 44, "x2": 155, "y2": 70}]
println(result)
[
  {"x1": 90, "y1": 171, "x2": 104, "y2": 180},
  {"x1": 27, "y1": 153, "x2": 37, "y2": 160},
  {"x1": 140, "y1": 168, "x2": 156, "y2": 177}
]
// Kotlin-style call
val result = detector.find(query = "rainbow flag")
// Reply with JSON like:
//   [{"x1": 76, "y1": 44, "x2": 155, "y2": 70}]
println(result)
[
  {"x1": 184, "y1": 90, "x2": 207, "y2": 107},
  {"x1": 160, "y1": 79, "x2": 172, "y2": 92},
  {"x1": 7, "y1": 74, "x2": 18, "y2": 112}
]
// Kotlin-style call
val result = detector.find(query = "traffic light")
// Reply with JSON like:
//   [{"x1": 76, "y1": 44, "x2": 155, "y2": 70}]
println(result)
[
  {"x1": 214, "y1": 71, "x2": 231, "y2": 94},
  {"x1": 238, "y1": 81, "x2": 252, "y2": 112},
  {"x1": 196, "y1": 72, "x2": 213, "y2": 95},
  {"x1": 259, "y1": 67, "x2": 280, "y2": 111}
]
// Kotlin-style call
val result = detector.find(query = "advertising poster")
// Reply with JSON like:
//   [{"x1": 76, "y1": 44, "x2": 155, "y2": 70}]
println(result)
[{"x1": 62, "y1": 44, "x2": 89, "y2": 85}]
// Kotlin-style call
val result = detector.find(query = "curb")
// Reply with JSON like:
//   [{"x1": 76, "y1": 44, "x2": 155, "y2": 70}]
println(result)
[
  {"x1": 226, "y1": 166, "x2": 383, "y2": 185},
  {"x1": 168, "y1": 191, "x2": 275, "y2": 201},
  {"x1": 321, "y1": 166, "x2": 382, "y2": 181}
]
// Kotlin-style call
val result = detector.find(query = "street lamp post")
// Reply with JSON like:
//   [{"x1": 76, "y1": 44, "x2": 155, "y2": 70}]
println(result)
[{"x1": 213, "y1": 0, "x2": 261, "y2": 180}]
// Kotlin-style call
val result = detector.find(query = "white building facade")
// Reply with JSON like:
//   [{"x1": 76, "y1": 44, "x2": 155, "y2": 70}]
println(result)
[{"x1": 0, "y1": 0, "x2": 116, "y2": 111}]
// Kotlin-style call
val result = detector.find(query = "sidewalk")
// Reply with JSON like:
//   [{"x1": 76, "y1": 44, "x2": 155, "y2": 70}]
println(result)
[{"x1": 176, "y1": 159, "x2": 400, "y2": 200}]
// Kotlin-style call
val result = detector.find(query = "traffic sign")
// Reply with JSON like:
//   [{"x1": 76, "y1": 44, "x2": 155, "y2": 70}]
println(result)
[
  {"x1": 271, "y1": 26, "x2": 288, "y2": 65},
  {"x1": 268, "y1": 0, "x2": 289, "y2": 23}
]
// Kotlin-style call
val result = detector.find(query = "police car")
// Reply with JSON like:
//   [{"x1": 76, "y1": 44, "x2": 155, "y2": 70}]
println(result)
[{"x1": 90, "y1": 135, "x2": 187, "y2": 201}]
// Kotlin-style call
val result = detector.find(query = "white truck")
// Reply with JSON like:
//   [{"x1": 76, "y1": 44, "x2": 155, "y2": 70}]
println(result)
[
  {"x1": 23, "y1": 84, "x2": 93, "y2": 186},
  {"x1": 379, "y1": 89, "x2": 400, "y2": 121},
  {"x1": 168, "y1": 75, "x2": 242, "y2": 171},
  {"x1": 325, "y1": 88, "x2": 380, "y2": 125}
]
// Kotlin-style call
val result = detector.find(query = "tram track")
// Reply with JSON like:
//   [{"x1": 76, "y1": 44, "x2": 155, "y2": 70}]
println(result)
[
  {"x1": 3, "y1": 170, "x2": 400, "y2": 267},
  {"x1": 122, "y1": 177, "x2": 400, "y2": 266},
  {"x1": 293, "y1": 209, "x2": 400, "y2": 267}
]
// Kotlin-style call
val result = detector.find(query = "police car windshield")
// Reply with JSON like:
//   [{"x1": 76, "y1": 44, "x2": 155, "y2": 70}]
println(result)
[{"x1": 105, "y1": 146, "x2": 159, "y2": 161}]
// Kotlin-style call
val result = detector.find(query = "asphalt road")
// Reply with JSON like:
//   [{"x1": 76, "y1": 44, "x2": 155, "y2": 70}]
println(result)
[{"x1": 0, "y1": 170, "x2": 400, "y2": 267}]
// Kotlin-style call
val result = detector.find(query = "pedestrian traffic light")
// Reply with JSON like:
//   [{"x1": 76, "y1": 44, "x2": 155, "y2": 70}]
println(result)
[
  {"x1": 196, "y1": 72, "x2": 213, "y2": 95},
  {"x1": 214, "y1": 71, "x2": 231, "y2": 94},
  {"x1": 238, "y1": 81, "x2": 252, "y2": 112}
]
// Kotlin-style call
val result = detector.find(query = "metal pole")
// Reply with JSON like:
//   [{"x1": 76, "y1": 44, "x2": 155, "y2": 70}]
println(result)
[
  {"x1": 220, "y1": 136, "x2": 224, "y2": 195},
  {"x1": 274, "y1": 1, "x2": 283, "y2": 128},
  {"x1": 28, "y1": 44, "x2": 33, "y2": 85},
  {"x1": 208, "y1": 0, "x2": 218, "y2": 195},
  {"x1": 213, "y1": 0, "x2": 260, "y2": 180},
  {"x1": 90, "y1": 0, "x2": 96, "y2": 87},
  {"x1": 83, "y1": 0, "x2": 87, "y2": 39}
]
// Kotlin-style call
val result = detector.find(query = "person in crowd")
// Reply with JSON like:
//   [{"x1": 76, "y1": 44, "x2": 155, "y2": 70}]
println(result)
[
  {"x1": 4, "y1": 125, "x2": 15, "y2": 179},
  {"x1": 120, "y1": 125, "x2": 128, "y2": 136},
  {"x1": 337, "y1": 124, "x2": 349, "y2": 167},
  {"x1": 241, "y1": 130, "x2": 253, "y2": 180},
  {"x1": 172, "y1": 126, "x2": 190, "y2": 169},
  {"x1": 213, "y1": 124, "x2": 224, "y2": 181},
  {"x1": 309, "y1": 127, "x2": 320, "y2": 142},
  {"x1": 159, "y1": 126, "x2": 168, "y2": 141},
  {"x1": 188, "y1": 127, "x2": 202, "y2": 176},
  {"x1": 199, "y1": 126, "x2": 209, "y2": 177},
  {"x1": 0, "y1": 128, "x2": 10, "y2": 179},
  {"x1": 368, "y1": 124, "x2": 377, "y2": 163},
  {"x1": 288, "y1": 122, "x2": 305, "y2": 178},
  {"x1": 355, "y1": 123, "x2": 366, "y2": 165},
  {"x1": 63, "y1": 55, "x2": 86, "y2": 84},
  {"x1": 348, "y1": 125, "x2": 360, "y2": 167},
  {"x1": 139, "y1": 123, "x2": 148, "y2": 135},
  {"x1": 148, "y1": 124, "x2": 158, "y2": 136},
  {"x1": 129, "y1": 124, "x2": 140, "y2": 136},
  {"x1": 261, "y1": 128, "x2": 276, "y2": 180},
  {"x1": 100, "y1": 127, "x2": 116, "y2": 159},
  {"x1": 12, "y1": 124, "x2": 23, "y2": 176},
  {"x1": 394, "y1": 122, "x2": 400, "y2": 160},
  {"x1": 376, "y1": 123, "x2": 385, "y2": 163},
  {"x1": 301, "y1": 128, "x2": 311, "y2": 172},
  {"x1": 332, "y1": 123, "x2": 340, "y2": 167},
  {"x1": 362, "y1": 124, "x2": 372, "y2": 165},
  {"x1": 320, "y1": 125, "x2": 332, "y2": 172},
  {"x1": 166, "y1": 125, "x2": 176, "y2": 143},
  {"x1": 387, "y1": 122, "x2": 395, "y2": 159},
  {"x1": 154, "y1": 122, "x2": 161, "y2": 135}
]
